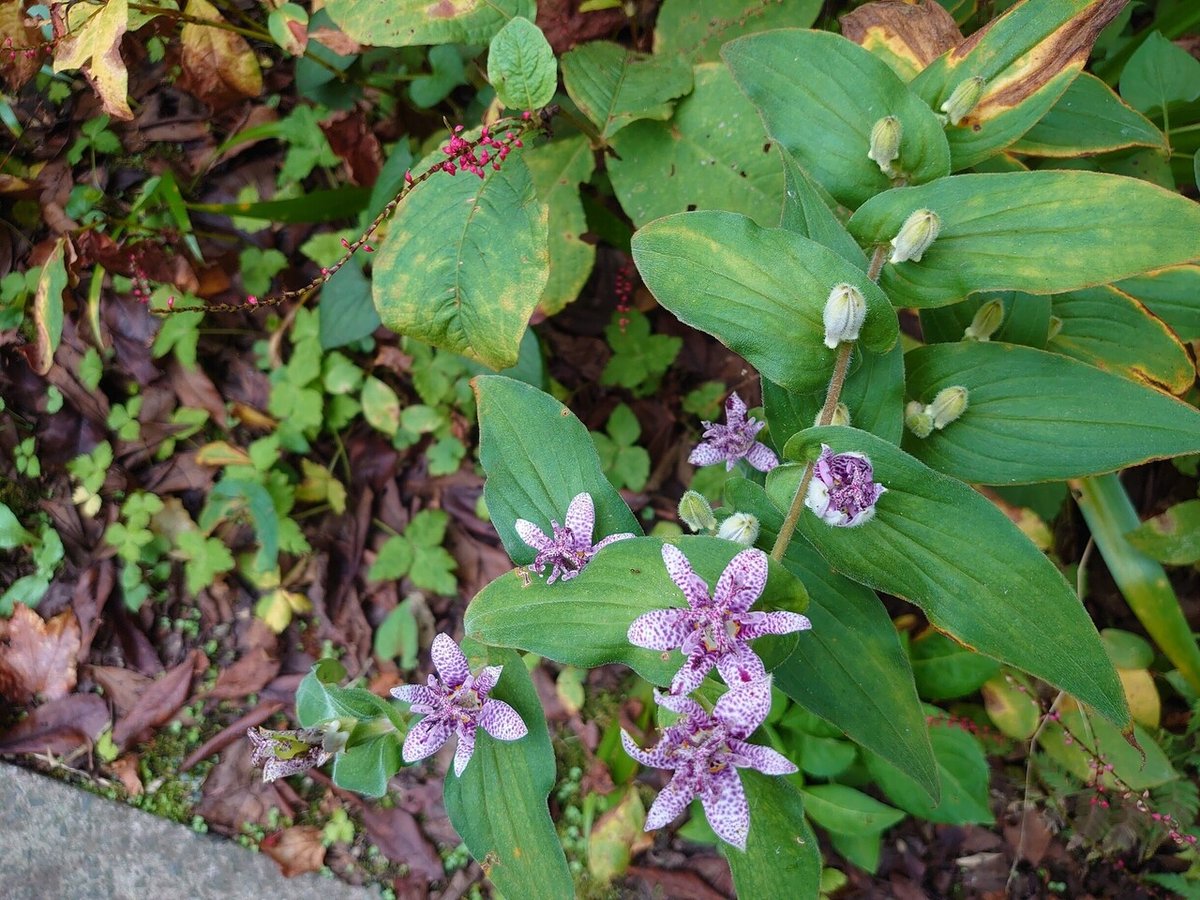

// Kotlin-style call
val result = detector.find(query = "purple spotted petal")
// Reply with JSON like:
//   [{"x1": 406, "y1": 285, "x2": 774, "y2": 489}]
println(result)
[
  {"x1": 653, "y1": 689, "x2": 705, "y2": 719},
  {"x1": 645, "y1": 775, "x2": 696, "y2": 831},
  {"x1": 688, "y1": 442, "x2": 724, "y2": 467},
  {"x1": 670, "y1": 652, "x2": 717, "y2": 696},
  {"x1": 391, "y1": 683, "x2": 438, "y2": 707},
  {"x1": 474, "y1": 664, "x2": 503, "y2": 695},
  {"x1": 701, "y1": 766, "x2": 750, "y2": 851},
  {"x1": 745, "y1": 442, "x2": 779, "y2": 473},
  {"x1": 726, "y1": 392, "x2": 748, "y2": 424},
  {"x1": 514, "y1": 518, "x2": 552, "y2": 551},
  {"x1": 712, "y1": 548, "x2": 768, "y2": 614},
  {"x1": 713, "y1": 677, "x2": 773, "y2": 739},
  {"x1": 620, "y1": 729, "x2": 671, "y2": 768},
  {"x1": 593, "y1": 531, "x2": 635, "y2": 552},
  {"x1": 737, "y1": 610, "x2": 812, "y2": 641},
  {"x1": 714, "y1": 644, "x2": 767, "y2": 689},
  {"x1": 403, "y1": 715, "x2": 455, "y2": 763},
  {"x1": 479, "y1": 698, "x2": 528, "y2": 742},
  {"x1": 728, "y1": 738, "x2": 799, "y2": 776},
  {"x1": 431, "y1": 632, "x2": 471, "y2": 687},
  {"x1": 452, "y1": 727, "x2": 476, "y2": 777},
  {"x1": 628, "y1": 607, "x2": 691, "y2": 651},
  {"x1": 564, "y1": 492, "x2": 595, "y2": 542},
  {"x1": 661, "y1": 544, "x2": 710, "y2": 608}
]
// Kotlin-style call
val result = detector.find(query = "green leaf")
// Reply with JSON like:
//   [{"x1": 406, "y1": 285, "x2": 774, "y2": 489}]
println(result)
[
  {"x1": 1047, "y1": 286, "x2": 1194, "y2": 396},
  {"x1": 409, "y1": 44, "x2": 467, "y2": 109},
  {"x1": 1039, "y1": 703, "x2": 1178, "y2": 793},
  {"x1": 654, "y1": 0, "x2": 821, "y2": 64},
  {"x1": 372, "y1": 151, "x2": 548, "y2": 370},
  {"x1": 1127, "y1": 499, "x2": 1200, "y2": 566},
  {"x1": 374, "y1": 602, "x2": 420, "y2": 667},
  {"x1": 723, "y1": 29, "x2": 950, "y2": 208},
  {"x1": 475, "y1": 375, "x2": 642, "y2": 566},
  {"x1": 361, "y1": 375, "x2": 401, "y2": 436},
  {"x1": 848, "y1": 172, "x2": 1200, "y2": 309},
  {"x1": 611, "y1": 446, "x2": 650, "y2": 493},
  {"x1": 295, "y1": 658, "x2": 348, "y2": 725},
  {"x1": 175, "y1": 530, "x2": 235, "y2": 595},
  {"x1": 761, "y1": 342, "x2": 904, "y2": 450},
  {"x1": 325, "y1": 0, "x2": 533, "y2": 47},
  {"x1": 31, "y1": 238, "x2": 69, "y2": 375},
  {"x1": 410, "y1": 546, "x2": 458, "y2": 595},
  {"x1": 319, "y1": 262, "x2": 378, "y2": 350},
  {"x1": 901, "y1": 342, "x2": 1200, "y2": 484},
  {"x1": 778, "y1": 148, "x2": 868, "y2": 268},
  {"x1": 487, "y1": 17, "x2": 556, "y2": 111},
  {"x1": 632, "y1": 211, "x2": 899, "y2": 394},
  {"x1": 524, "y1": 134, "x2": 596, "y2": 315},
  {"x1": 909, "y1": 630, "x2": 1001, "y2": 702},
  {"x1": 1010, "y1": 72, "x2": 1165, "y2": 157},
  {"x1": 724, "y1": 771, "x2": 821, "y2": 899},
  {"x1": 368, "y1": 535, "x2": 414, "y2": 581},
  {"x1": 724, "y1": 477, "x2": 938, "y2": 801},
  {"x1": 909, "y1": 0, "x2": 1125, "y2": 169},
  {"x1": 606, "y1": 403, "x2": 641, "y2": 446},
  {"x1": 801, "y1": 784, "x2": 905, "y2": 835},
  {"x1": 826, "y1": 830, "x2": 882, "y2": 875},
  {"x1": 865, "y1": 709, "x2": 993, "y2": 825},
  {"x1": 1119, "y1": 30, "x2": 1200, "y2": 116},
  {"x1": 1115, "y1": 264, "x2": 1200, "y2": 342},
  {"x1": 332, "y1": 733, "x2": 402, "y2": 798},
  {"x1": 0, "y1": 503, "x2": 35, "y2": 550},
  {"x1": 784, "y1": 425, "x2": 1130, "y2": 729},
  {"x1": 601, "y1": 310, "x2": 681, "y2": 396},
  {"x1": 443, "y1": 643, "x2": 573, "y2": 899},
  {"x1": 560, "y1": 41, "x2": 692, "y2": 139},
  {"x1": 466, "y1": 536, "x2": 807, "y2": 686},
  {"x1": 608, "y1": 63, "x2": 784, "y2": 228},
  {"x1": 201, "y1": 477, "x2": 280, "y2": 572}
]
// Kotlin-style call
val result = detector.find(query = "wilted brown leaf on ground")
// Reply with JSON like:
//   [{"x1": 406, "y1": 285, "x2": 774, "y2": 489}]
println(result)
[
  {"x1": 359, "y1": 804, "x2": 443, "y2": 880},
  {"x1": 111, "y1": 649, "x2": 205, "y2": 749},
  {"x1": 261, "y1": 825, "x2": 326, "y2": 877},
  {"x1": 109, "y1": 754, "x2": 145, "y2": 796},
  {"x1": 51, "y1": 0, "x2": 132, "y2": 119},
  {"x1": 179, "y1": 0, "x2": 263, "y2": 109},
  {"x1": 320, "y1": 111, "x2": 383, "y2": 186},
  {"x1": 207, "y1": 620, "x2": 280, "y2": 700},
  {"x1": 197, "y1": 738, "x2": 294, "y2": 832},
  {"x1": 87, "y1": 665, "x2": 153, "y2": 717},
  {"x1": 0, "y1": 0, "x2": 44, "y2": 89},
  {"x1": 0, "y1": 603, "x2": 82, "y2": 703},
  {"x1": 0, "y1": 694, "x2": 109, "y2": 754}
]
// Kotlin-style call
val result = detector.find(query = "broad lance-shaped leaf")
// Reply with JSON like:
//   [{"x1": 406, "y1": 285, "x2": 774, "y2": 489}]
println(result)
[
  {"x1": 724, "y1": 771, "x2": 821, "y2": 899},
  {"x1": 779, "y1": 147, "x2": 868, "y2": 269},
  {"x1": 848, "y1": 171, "x2": 1200, "y2": 309},
  {"x1": 1048, "y1": 286, "x2": 1194, "y2": 396},
  {"x1": 487, "y1": 17, "x2": 556, "y2": 111},
  {"x1": 608, "y1": 63, "x2": 783, "y2": 228},
  {"x1": 373, "y1": 152, "x2": 548, "y2": 371},
  {"x1": 722, "y1": 29, "x2": 950, "y2": 209},
  {"x1": 632, "y1": 211, "x2": 899, "y2": 395},
  {"x1": 909, "y1": 0, "x2": 1127, "y2": 169},
  {"x1": 902, "y1": 342, "x2": 1200, "y2": 484},
  {"x1": 725, "y1": 477, "x2": 938, "y2": 802},
  {"x1": 1116, "y1": 265, "x2": 1200, "y2": 342},
  {"x1": 782, "y1": 425, "x2": 1130, "y2": 730},
  {"x1": 325, "y1": 0, "x2": 532, "y2": 47},
  {"x1": 474, "y1": 375, "x2": 641, "y2": 568},
  {"x1": 465, "y1": 536, "x2": 807, "y2": 686},
  {"x1": 524, "y1": 134, "x2": 596, "y2": 316},
  {"x1": 443, "y1": 643, "x2": 573, "y2": 899},
  {"x1": 1009, "y1": 72, "x2": 1165, "y2": 157},
  {"x1": 560, "y1": 41, "x2": 693, "y2": 139},
  {"x1": 31, "y1": 238, "x2": 69, "y2": 376}
]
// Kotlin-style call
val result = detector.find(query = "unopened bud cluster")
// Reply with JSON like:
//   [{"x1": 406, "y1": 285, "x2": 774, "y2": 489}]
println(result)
[
  {"x1": 889, "y1": 209, "x2": 940, "y2": 264},
  {"x1": 439, "y1": 123, "x2": 524, "y2": 178},
  {"x1": 906, "y1": 386, "x2": 969, "y2": 437}
]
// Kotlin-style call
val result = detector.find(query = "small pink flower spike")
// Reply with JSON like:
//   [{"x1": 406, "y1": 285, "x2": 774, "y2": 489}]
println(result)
[{"x1": 246, "y1": 295, "x2": 258, "y2": 306}]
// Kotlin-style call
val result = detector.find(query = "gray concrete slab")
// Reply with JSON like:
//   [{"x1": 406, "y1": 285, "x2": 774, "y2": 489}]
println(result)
[{"x1": 0, "y1": 763, "x2": 378, "y2": 900}]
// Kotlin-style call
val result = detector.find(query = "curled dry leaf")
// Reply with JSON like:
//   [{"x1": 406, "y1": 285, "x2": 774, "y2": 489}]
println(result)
[
  {"x1": 841, "y1": 1, "x2": 963, "y2": 81},
  {"x1": 0, "y1": 603, "x2": 82, "y2": 704},
  {"x1": 261, "y1": 825, "x2": 327, "y2": 878},
  {"x1": 0, "y1": 693, "x2": 109, "y2": 754},
  {"x1": 179, "y1": 0, "x2": 263, "y2": 109},
  {"x1": 111, "y1": 649, "x2": 205, "y2": 749}
]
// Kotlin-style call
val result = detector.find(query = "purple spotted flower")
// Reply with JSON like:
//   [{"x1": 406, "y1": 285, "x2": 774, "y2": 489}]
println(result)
[
  {"x1": 689, "y1": 393, "x2": 778, "y2": 473},
  {"x1": 391, "y1": 633, "x2": 528, "y2": 776},
  {"x1": 804, "y1": 444, "x2": 887, "y2": 527},
  {"x1": 628, "y1": 545, "x2": 811, "y2": 695},
  {"x1": 621, "y1": 676, "x2": 797, "y2": 850},
  {"x1": 247, "y1": 726, "x2": 334, "y2": 782},
  {"x1": 514, "y1": 491, "x2": 635, "y2": 584}
]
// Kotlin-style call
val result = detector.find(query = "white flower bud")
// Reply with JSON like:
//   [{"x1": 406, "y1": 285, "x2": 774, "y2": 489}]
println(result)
[
  {"x1": 678, "y1": 490, "x2": 717, "y2": 533},
  {"x1": 963, "y1": 299, "x2": 1004, "y2": 342},
  {"x1": 940, "y1": 77, "x2": 986, "y2": 127},
  {"x1": 717, "y1": 512, "x2": 760, "y2": 546},
  {"x1": 905, "y1": 400, "x2": 934, "y2": 438},
  {"x1": 888, "y1": 209, "x2": 941, "y2": 264},
  {"x1": 1047, "y1": 315, "x2": 1063, "y2": 342},
  {"x1": 814, "y1": 403, "x2": 851, "y2": 428},
  {"x1": 928, "y1": 386, "x2": 969, "y2": 430},
  {"x1": 823, "y1": 283, "x2": 867, "y2": 349},
  {"x1": 867, "y1": 116, "x2": 903, "y2": 177}
]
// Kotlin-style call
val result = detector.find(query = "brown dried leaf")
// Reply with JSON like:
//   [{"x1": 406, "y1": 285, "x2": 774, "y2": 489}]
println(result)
[
  {"x1": 197, "y1": 738, "x2": 293, "y2": 832},
  {"x1": 0, "y1": 603, "x2": 82, "y2": 704},
  {"x1": 111, "y1": 649, "x2": 204, "y2": 749},
  {"x1": 262, "y1": 825, "x2": 326, "y2": 878},
  {"x1": 308, "y1": 26, "x2": 360, "y2": 56},
  {"x1": 0, "y1": 0, "x2": 44, "y2": 89},
  {"x1": 179, "y1": 0, "x2": 263, "y2": 109},
  {"x1": 360, "y1": 805, "x2": 443, "y2": 880},
  {"x1": 87, "y1": 665, "x2": 153, "y2": 717},
  {"x1": 51, "y1": 0, "x2": 132, "y2": 119},
  {"x1": 841, "y1": 1, "x2": 963, "y2": 81},
  {"x1": 207, "y1": 620, "x2": 280, "y2": 700},
  {"x1": 320, "y1": 111, "x2": 383, "y2": 186},
  {"x1": 110, "y1": 754, "x2": 145, "y2": 796},
  {"x1": 0, "y1": 693, "x2": 109, "y2": 754}
]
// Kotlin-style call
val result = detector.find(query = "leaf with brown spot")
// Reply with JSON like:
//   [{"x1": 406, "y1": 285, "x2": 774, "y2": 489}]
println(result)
[
  {"x1": 28, "y1": 237, "x2": 71, "y2": 376},
  {"x1": 179, "y1": 0, "x2": 263, "y2": 109},
  {"x1": 51, "y1": 0, "x2": 133, "y2": 119},
  {"x1": 261, "y1": 825, "x2": 326, "y2": 877},
  {"x1": 0, "y1": 694, "x2": 109, "y2": 754},
  {"x1": 0, "y1": 603, "x2": 82, "y2": 704},
  {"x1": 841, "y1": 1, "x2": 963, "y2": 82},
  {"x1": 910, "y1": 0, "x2": 1128, "y2": 169},
  {"x1": 111, "y1": 649, "x2": 204, "y2": 749},
  {"x1": 0, "y1": 0, "x2": 45, "y2": 89}
]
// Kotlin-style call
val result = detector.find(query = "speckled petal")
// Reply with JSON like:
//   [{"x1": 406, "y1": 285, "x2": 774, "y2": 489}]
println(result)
[
  {"x1": 661, "y1": 543, "x2": 711, "y2": 608},
  {"x1": 390, "y1": 683, "x2": 439, "y2": 707},
  {"x1": 479, "y1": 698, "x2": 528, "y2": 742},
  {"x1": 452, "y1": 727, "x2": 476, "y2": 777},
  {"x1": 728, "y1": 738, "x2": 799, "y2": 776},
  {"x1": 737, "y1": 610, "x2": 812, "y2": 641},
  {"x1": 473, "y1": 665, "x2": 503, "y2": 695},
  {"x1": 725, "y1": 393, "x2": 748, "y2": 424},
  {"x1": 403, "y1": 715, "x2": 455, "y2": 763},
  {"x1": 645, "y1": 775, "x2": 695, "y2": 831},
  {"x1": 593, "y1": 532, "x2": 635, "y2": 553},
  {"x1": 565, "y1": 492, "x2": 595, "y2": 541},
  {"x1": 702, "y1": 766, "x2": 750, "y2": 850},
  {"x1": 713, "y1": 548, "x2": 768, "y2": 614},
  {"x1": 628, "y1": 607, "x2": 691, "y2": 651},
  {"x1": 745, "y1": 441, "x2": 779, "y2": 473},
  {"x1": 714, "y1": 644, "x2": 766, "y2": 688},
  {"x1": 430, "y1": 633, "x2": 471, "y2": 687},
  {"x1": 688, "y1": 442, "x2": 724, "y2": 467},
  {"x1": 514, "y1": 518, "x2": 552, "y2": 551},
  {"x1": 653, "y1": 689, "x2": 705, "y2": 719},
  {"x1": 803, "y1": 478, "x2": 834, "y2": 520},
  {"x1": 620, "y1": 729, "x2": 671, "y2": 768},
  {"x1": 670, "y1": 652, "x2": 716, "y2": 695},
  {"x1": 714, "y1": 677, "x2": 773, "y2": 738}
]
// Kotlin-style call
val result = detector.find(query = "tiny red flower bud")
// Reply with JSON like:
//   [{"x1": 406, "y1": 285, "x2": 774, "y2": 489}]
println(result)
[{"x1": 247, "y1": 295, "x2": 258, "y2": 306}]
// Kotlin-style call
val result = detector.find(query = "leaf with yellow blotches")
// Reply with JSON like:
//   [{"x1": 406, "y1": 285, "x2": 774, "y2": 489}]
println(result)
[
  {"x1": 179, "y1": 0, "x2": 263, "y2": 108},
  {"x1": 52, "y1": 0, "x2": 132, "y2": 120},
  {"x1": 840, "y1": 0, "x2": 963, "y2": 83}
]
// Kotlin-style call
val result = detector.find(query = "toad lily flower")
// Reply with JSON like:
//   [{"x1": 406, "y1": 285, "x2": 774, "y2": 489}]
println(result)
[
  {"x1": 514, "y1": 491, "x2": 635, "y2": 584},
  {"x1": 621, "y1": 677, "x2": 797, "y2": 850},
  {"x1": 689, "y1": 393, "x2": 778, "y2": 473},
  {"x1": 804, "y1": 444, "x2": 887, "y2": 527},
  {"x1": 391, "y1": 633, "x2": 528, "y2": 777},
  {"x1": 247, "y1": 726, "x2": 334, "y2": 783},
  {"x1": 628, "y1": 545, "x2": 811, "y2": 695}
]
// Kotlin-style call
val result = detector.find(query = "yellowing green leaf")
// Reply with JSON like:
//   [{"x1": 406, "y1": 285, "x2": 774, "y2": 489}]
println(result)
[
  {"x1": 31, "y1": 238, "x2": 70, "y2": 375},
  {"x1": 53, "y1": 0, "x2": 133, "y2": 119},
  {"x1": 180, "y1": 0, "x2": 263, "y2": 104}
]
